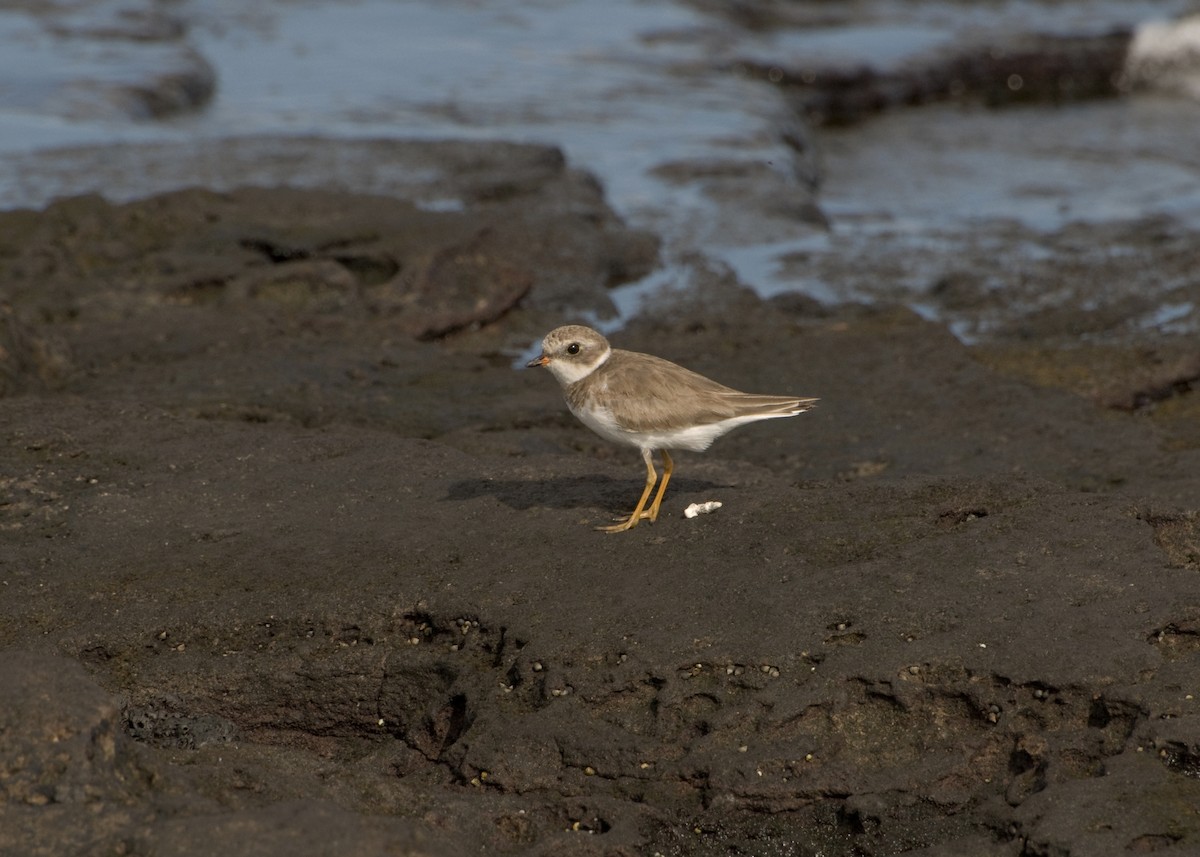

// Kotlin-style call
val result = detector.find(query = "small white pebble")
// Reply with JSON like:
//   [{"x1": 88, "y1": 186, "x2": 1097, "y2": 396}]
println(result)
[{"x1": 684, "y1": 500, "x2": 723, "y2": 519}]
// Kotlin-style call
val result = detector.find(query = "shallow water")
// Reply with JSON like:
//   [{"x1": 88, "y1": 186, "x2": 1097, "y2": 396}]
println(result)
[{"x1": 1, "y1": 0, "x2": 1198, "y2": 335}]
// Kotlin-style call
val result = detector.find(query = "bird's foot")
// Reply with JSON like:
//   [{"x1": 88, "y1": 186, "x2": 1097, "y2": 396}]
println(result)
[
  {"x1": 597, "y1": 506, "x2": 664, "y2": 532},
  {"x1": 597, "y1": 511, "x2": 643, "y2": 532}
]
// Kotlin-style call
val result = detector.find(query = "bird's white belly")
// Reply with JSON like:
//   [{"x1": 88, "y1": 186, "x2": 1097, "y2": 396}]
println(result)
[
  {"x1": 568, "y1": 402, "x2": 761, "y2": 452},
  {"x1": 569, "y1": 402, "x2": 634, "y2": 447}
]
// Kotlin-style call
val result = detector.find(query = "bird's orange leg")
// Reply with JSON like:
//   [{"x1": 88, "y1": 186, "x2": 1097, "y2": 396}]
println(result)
[
  {"x1": 598, "y1": 448, "x2": 657, "y2": 533},
  {"x1": 640, "y1": 449, "x2": 673, "y2": 522}
]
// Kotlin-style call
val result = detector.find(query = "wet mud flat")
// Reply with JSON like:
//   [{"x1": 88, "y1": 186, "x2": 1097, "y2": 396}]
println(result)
[{"x1": 2, "y1": 141, "x2": 1200, "y2": 856}]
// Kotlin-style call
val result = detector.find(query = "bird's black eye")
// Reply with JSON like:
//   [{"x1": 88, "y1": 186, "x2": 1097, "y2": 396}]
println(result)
[{"x1": 566, "y1": 342, "x2": 580, "y2": 355}]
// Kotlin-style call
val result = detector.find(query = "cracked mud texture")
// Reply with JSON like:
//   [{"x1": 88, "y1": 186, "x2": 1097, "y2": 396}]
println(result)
[{"x1": 2, "y1": 142, "x2": 1200, "y2": 856}]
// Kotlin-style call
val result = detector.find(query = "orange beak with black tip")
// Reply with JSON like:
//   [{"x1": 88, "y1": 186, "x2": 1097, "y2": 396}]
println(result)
[{"x1": 526, "y1": 353, "x2": 550, "y2": 368}]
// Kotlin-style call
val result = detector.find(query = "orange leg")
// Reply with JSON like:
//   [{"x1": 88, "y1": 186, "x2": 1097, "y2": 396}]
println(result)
[
  {"x1": 639, "y1": 449, "x2": 673, "y2": 522},
  {"x1": 598, "y1": 448, "x2": 657, "y2": 533}
]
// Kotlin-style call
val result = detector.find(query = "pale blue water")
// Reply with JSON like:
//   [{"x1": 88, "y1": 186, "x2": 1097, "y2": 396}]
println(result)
[{"x1": 1, "y1": 0, "x2": 1198, "y2": 335}]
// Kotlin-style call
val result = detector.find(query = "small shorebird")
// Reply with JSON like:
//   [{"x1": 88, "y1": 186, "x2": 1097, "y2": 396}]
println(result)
[{"x1": 526, "y1": 324, "x2": 818, "y2": 532}]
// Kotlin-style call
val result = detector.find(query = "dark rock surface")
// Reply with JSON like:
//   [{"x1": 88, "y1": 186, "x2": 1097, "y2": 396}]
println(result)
[
  {"x1": 2, "y1": 142, "x2": 1199, "y2": 856},
  {"x1": 737, "y1": 30, "x2": 1134, "y2": 125}
]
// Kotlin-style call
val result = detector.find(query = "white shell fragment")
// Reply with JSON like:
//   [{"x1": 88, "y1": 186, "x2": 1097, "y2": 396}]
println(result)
[{"x1": 684, "y1": 501, "x2": 723, "y2": 519}]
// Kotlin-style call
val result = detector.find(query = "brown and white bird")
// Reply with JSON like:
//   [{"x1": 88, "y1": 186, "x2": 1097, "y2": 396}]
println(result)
[{"x1": 526, "y1": 324, "x2": 817, "y2": 532}]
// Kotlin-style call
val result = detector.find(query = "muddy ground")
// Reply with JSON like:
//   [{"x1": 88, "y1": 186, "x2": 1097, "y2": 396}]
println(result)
[{"x1": 1, "y1": 140, "x2": 1199, "y2": 856}]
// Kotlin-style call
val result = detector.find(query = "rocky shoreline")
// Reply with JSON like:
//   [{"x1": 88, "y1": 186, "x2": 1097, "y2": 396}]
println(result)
[{"x1": 1, "y1": 138, "x2": 1198, "y2": 856}]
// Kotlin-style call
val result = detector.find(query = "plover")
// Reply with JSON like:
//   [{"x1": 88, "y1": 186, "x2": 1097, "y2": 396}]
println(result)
[{"x1": 527, "y1": 324, "x2": 817, "y2": 532}]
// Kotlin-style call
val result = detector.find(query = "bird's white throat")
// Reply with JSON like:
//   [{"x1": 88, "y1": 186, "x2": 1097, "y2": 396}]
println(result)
[{"x1": 549, "y1": 345, "x2": 610, "y2": 387}]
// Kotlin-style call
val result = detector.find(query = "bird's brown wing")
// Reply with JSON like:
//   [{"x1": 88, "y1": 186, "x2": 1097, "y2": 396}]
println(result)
[{"x1": 582, "y1": 350, "x2": 781, "y2": 432}]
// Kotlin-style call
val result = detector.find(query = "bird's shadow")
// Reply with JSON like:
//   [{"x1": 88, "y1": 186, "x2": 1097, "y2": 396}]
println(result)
[{"x1": 445, "y1": 474, "x2": 730, "y2": 511}]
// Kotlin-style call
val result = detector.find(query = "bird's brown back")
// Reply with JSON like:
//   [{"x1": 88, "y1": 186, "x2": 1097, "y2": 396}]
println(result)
[{"x1": 566, "y1": 348, "x2": 810, "y2": 432}]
